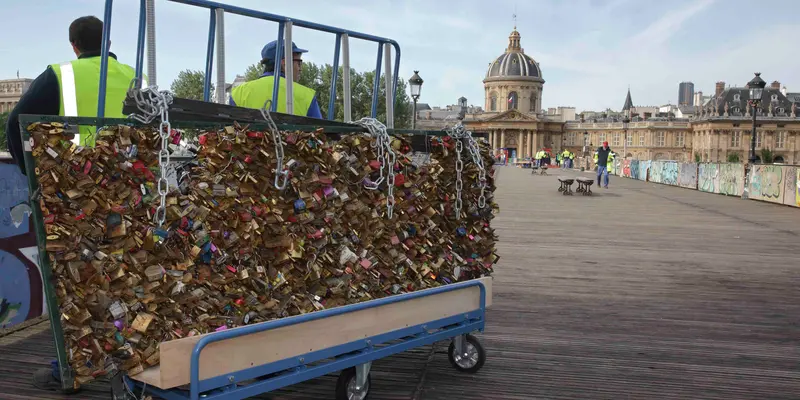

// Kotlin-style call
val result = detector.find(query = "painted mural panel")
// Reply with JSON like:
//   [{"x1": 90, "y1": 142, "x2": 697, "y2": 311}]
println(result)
[
  {"x1": 749, "y1": 165, "x2": 785, "y2": 204},
  {"x1": 0, "y1": 161, "x2": 45, "y2": 329},
  {"x1": 637, "y1": 161, "x2": 650, "y2": 181},
  {"x1": 678, "y1": 163, "x2": 698, "y2": 189},
  {"x1": 717, "y1": 163, "x2": 744, "y2": 196},
  {"x1": 796, "y1": 169, "x2": 800, "y2": 207},
  {"x1": 780, "y1": 167, "x2": 798, "y2": 208},
  {"x1": 698, "y1": 163, "x2": 718, "y2": 193}
]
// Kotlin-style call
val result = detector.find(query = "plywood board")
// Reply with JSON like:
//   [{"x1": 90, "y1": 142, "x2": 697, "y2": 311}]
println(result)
[{"x1": 134, "y1": 277, "x2": 492, "y2": 389}]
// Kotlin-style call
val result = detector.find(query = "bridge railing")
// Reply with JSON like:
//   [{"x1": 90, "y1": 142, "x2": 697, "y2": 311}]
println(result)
[{"x1": 97, "y1": 0, "x2": 401, "y2": 127}]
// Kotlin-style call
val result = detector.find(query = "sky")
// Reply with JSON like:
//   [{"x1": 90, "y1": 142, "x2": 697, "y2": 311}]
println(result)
[{"x1": 2, "y1": 0, "x2": 800, "y2": 112}]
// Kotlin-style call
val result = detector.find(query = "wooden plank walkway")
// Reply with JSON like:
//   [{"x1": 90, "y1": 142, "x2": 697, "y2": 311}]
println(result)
[{"x1": 2, "y1": 166, "x2": 799, "y2": 399}]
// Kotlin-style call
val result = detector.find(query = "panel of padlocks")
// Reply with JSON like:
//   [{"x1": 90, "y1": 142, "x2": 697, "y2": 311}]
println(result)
[{"x1": 26, "y1": 117, "x2": 497, "y2": 384}]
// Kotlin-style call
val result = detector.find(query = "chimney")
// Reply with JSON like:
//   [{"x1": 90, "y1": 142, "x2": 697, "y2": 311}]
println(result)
[
  {"x1": 781, "y1": 86, "x2": 787, "y2": 96},
  {"x1": 771, "y1": 81, "x2": 781, "y2": 90},
  {"x1": 715, "y1": 81, "x2": 725, "y2": 98}
]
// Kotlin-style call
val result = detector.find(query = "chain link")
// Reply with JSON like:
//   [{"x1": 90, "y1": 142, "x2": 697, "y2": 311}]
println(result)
[
  {"x1": 127, "y1": 84, "x2": 174, "y2": 226},
  {"x1": 447, "y1": 122, "x2": 488, "y2": 219},
  {"x1": 353, "y1": 118, "x2": 396, "y2": 219},
  {"x1": 259, "y1": 100, "x2": 290, "y2": 190}
]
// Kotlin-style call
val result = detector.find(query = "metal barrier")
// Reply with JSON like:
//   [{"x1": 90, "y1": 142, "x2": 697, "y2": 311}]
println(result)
[{"x1": 97, "y1": 0, "x2": 402, "y2": 126}]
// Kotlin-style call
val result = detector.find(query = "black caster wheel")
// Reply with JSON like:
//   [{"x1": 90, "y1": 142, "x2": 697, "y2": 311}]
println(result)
[
  {"x1": 336, "y1": 367, "x2": 371, "y2": 400},
  {"x1": 448, "y1": 334, "x2": 486, "y2": 373}
]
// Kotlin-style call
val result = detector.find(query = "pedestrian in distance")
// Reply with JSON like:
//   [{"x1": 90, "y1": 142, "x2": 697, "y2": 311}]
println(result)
[{"x1": 593, "y1": 141, "x2": 615, "y2": 188}]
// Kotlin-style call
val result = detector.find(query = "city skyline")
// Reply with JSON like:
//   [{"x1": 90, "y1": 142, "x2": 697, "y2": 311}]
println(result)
[{"x1": 2, "y1": 0, "x2": 800, "y2": 112}]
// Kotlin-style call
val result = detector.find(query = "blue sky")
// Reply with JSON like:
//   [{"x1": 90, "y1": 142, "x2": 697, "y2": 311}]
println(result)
[{"x1": 2, "y1": 0, "x2": 799, "y2": 112}]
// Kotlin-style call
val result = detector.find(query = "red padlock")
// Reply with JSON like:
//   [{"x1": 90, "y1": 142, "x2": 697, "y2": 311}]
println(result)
[
  {"x1": 394, "y1": 173, "x2": 405, "y2": 186},
  {"x1": 244, "y1": 155, "x2": 253, "y2": 164},
  {"x1": 369, "y1": 160, "x2": 381, "y2": 170}
]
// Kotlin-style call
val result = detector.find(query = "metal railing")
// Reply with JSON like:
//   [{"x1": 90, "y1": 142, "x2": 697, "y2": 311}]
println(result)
[{"x1": 97, "y1": 0, "x2": 402, "y2": 127}]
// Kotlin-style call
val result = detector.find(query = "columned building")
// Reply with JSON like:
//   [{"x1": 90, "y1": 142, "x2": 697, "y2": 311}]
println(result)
[
  {"x1": 464, "y1": 29, "x2": 564, "y2": 159},
  {"x1": 0, "y1": 78, "x2": 33, "y2": 113}
]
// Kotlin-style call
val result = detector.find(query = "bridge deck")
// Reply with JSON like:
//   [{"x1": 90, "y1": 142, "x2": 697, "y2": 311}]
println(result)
[{"x1": 1, "y1": 166, "x2": 799, "y2": 399}]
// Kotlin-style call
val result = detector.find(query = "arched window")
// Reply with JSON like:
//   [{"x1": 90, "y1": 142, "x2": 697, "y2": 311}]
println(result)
[
  {"x1": 490, "y1": 93, "x2": 498, "y2": 111},
  {"x1": 508, "y1": 91, "x2": 518, "y2": 110}
]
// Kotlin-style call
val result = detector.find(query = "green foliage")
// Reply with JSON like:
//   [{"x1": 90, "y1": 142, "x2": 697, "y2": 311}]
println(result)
[
  {"x1": 727, "y1": 153, "x2": 740, "y2": 163},
  {"x1": 243, "y1": 64, "x2": 262, "y2": 82},
  {"x1": 760, "y1": 148, "x2": 774, "y2": 163},
  {"x1": 241, "y1": 62, "x2": 413, "y2": 128},
  {"x1": 0, "y1": 111, "x2": 8, "y2": 151},
  {"x1": 694, "y1": 152, "x2": 701, "y2": 163},
  {"x1": 171, "y1": 70, "x2": 213, "y2": 101}
]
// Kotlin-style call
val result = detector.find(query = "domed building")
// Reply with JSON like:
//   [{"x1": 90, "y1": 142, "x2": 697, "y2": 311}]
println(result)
[{"x1": 465, "y1": 28, "x2": 565, "y2": 160}]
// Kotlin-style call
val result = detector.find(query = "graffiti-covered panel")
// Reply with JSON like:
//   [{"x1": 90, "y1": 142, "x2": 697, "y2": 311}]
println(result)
[
  {"x1": 0, "y1": 161, "x2": 45, "y2": 329},
  {"x1": 678, "y1": 163, "x2": 698, "y2": 189}
]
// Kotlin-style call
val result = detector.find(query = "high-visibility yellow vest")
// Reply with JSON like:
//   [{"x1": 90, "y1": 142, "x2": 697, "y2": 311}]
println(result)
[
  {"x1": 50, "y1": 56, "x2": 139, "y2": 147},
  {"x1": 231, "y1": 75, "x2": 315, "y2": 116}
]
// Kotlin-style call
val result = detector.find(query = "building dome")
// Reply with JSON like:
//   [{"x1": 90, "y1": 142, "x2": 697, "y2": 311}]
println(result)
[{"x1": 485, "y1": 29, "x2": 541, "y2": 79}]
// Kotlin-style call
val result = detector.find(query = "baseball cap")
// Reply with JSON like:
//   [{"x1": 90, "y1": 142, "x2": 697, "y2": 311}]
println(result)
[
  {"x1": 261, "y1": 40, "x2": 308, "y2": 61},
  {"x1": 603, "y1": 141, "x2": 609, "y2": 146}
]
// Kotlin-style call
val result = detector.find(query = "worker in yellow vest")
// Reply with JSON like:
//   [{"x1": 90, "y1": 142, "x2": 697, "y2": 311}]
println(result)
[
  {"x1": 230, "y1": 40, "x2": 323, "y2": 118},
  {"x1": 6, "y1": 16, "x2": 140, "y2": 175}
]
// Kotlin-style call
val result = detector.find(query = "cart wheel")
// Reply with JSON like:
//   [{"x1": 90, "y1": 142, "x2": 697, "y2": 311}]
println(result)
[
  {"x1": 448, "y1": 334, "x2": 486, "y2": 373},
  {"x1": 335, "y1": 367, "x2": 371, "y2": 400}
]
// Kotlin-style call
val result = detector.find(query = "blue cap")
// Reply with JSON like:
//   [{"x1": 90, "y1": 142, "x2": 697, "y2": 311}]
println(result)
[{"x1": 261, "y1": 40, "x2": 308, "y2": 61}]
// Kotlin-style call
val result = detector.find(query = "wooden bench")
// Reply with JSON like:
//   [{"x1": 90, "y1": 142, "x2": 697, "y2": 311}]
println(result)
[
  {"x1": 558, "y1": 176, "x2": 574, "y2": 195},
  {"x1": 576, "y1": 178, "x2": 593, "y2": 195}
]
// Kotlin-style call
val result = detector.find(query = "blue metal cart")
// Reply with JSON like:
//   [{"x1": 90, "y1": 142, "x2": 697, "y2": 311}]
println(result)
[
  {"x1": 117, "y1": 278, "x2": 491, "y2": 400},
  {"x1": 26, "y1": 2, "x2": 492, "y2": 399}
]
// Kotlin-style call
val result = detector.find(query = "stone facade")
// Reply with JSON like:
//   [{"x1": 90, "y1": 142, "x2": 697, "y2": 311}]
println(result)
[{"x1": 0, "y1": 78, "x2": 33, "y2": 113}]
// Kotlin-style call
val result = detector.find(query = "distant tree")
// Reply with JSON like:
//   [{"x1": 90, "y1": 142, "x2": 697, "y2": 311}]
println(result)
[
  {"x1": 727, "y1": 153, "x2": 740, "y2": 163},
  {"x1": 241, "y1": 62, "x2": 413, "y2": 128},
  {"x1": 243, "y1": 64, "x2": 261, "y2": 82},
  {"x1": 171, "y1": 70, "x2": 213, "y2": 101},
  {"x1": 760, "y1": 148, "x2": 774, "y2": 163},
  {"x1": 0, "y1": 111, "x2": 8, "y2": 151}
]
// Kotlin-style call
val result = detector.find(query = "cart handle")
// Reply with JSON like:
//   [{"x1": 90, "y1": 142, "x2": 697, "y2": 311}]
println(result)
[{"x1": 189, "y1": 278, "x2": 488, "y2": 398}]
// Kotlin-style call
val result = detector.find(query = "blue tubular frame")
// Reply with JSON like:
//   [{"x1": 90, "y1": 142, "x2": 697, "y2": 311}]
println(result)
[
  {"x1": 202, "y1": 8, "x2": 216, "y2": 102},
  {"x1": 96, "y1": 0, "x2": 114, "y2": 120},
  {"x1": 104, "y1": 0, "x2": 401, "y2": 122},
  {"x1": 125, "y1": 279, "x2": 487, "y2": 400},
  {"x1": 134, "y1": 0, "x2": 146, "y2": 87},
  {"x1": 328, "y1": 33, "x2": 342, "y2": 120}
]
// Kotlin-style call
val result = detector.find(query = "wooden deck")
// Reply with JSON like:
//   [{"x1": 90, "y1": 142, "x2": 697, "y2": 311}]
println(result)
[{"x1": 2, "y1": 166, "x2": 799, "y2": 399}]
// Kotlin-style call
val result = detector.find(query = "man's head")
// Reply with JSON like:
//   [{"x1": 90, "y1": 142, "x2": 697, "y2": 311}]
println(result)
[
  {"x1": 260, "y1": 41, "x2": 308, "y2": 82},
  {"x1": 603, "y1": 141, "x2": 609, "y2": 149},
  {"x1": 69, "y1": 16, "x2": 106, "y2": 57}
]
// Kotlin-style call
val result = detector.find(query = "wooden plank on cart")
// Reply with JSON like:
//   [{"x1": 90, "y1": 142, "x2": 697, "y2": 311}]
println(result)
[{"x1": 133, "y1": 277, "x2": 493, "y2": 389}]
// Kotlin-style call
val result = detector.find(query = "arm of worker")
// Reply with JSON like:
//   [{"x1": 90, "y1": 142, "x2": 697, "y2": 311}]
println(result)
[
  {"x1": 229, "y1": 96, "x2": 237, "y2": 106},
  {"x1": 6, "y1": 67, "x2": 60, "y2": 175},
  {"x1": 306, "y1": 96, "x2": 323, "y2": 119}
]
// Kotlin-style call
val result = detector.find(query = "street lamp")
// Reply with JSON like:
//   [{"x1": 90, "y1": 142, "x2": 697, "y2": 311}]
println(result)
[
  {"x1": 408, "y1": 70, "x2": 423, "y2": 129},
  {"x1": 747, "y1": 72, "x2": 766, "y2": 166},
  {"x1": 458, "y1": 96, "x2": 467, "y2": 120},
  {"x1": 622, "y1": 109, "x2": 630, "y2": 159}
]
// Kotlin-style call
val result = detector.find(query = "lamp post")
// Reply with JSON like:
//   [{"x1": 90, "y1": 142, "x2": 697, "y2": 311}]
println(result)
[
  {"x1": 583, "y1": 131, "x2": 589, "y2": 171},
  {"x1": 747, "y1": 72, "x2": 766, "y2": 165},
  {"x1": 458, "y1": 96, "x2": 467, "y2": 120},
  {"x1": 408, "y1": 70, "x2": 423, "y2": 129},
  {"x1": 622, "y1": 110, "x2": 630, "y2": 160},
  {"x1": 744, "y1": 72, "x2": 766, "y2": 199}
]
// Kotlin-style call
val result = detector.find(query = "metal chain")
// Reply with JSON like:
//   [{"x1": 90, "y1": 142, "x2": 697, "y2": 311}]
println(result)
[
  {"x1": 353, "y1": 118, "x2": 396, "y2": 219},
  {"x1": 447, "y1": 122, "x2": 488, "y2": 220},
  {"x1": 454, "y1": 135, "x2": 464, "y2": 219},
  {"x1": 260, "y1": 100, "x2": 290, "y2": 190},
  {"x1": 127, "y1": 85, "x2": 174, "y2": 226}
]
